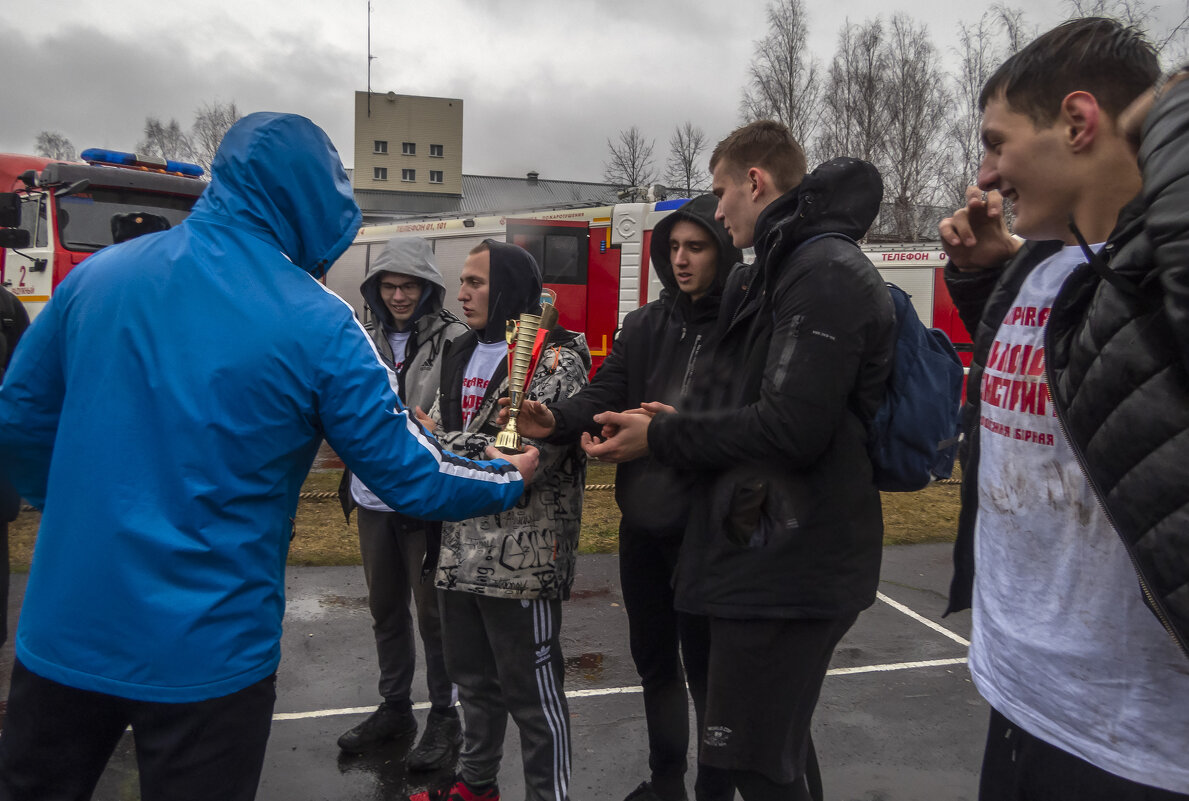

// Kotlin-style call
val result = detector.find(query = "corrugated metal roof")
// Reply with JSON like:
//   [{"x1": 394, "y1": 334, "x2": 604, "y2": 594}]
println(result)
[{"x1": 355, "y1": 173, "x2": 620, "y2": 222}]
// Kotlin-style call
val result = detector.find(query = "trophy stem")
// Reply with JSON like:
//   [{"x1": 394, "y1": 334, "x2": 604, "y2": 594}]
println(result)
[
  {"x1": 494, "y1": 414, "x2": 523, "y2": 454},
  {"x1": 495, "y1": 305, "x2": 556, "y2": 456}
]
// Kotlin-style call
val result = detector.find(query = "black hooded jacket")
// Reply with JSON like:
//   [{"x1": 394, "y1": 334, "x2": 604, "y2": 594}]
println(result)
[
  {"x1": 647, "y1": 158, "x2": 895, "y2": 619},
  {"x1": 546, "y1": 193, "x2": 742, "y2": 535},
  {"x1": 438, "y1": 239, "x2": 550, "y2": 431}
]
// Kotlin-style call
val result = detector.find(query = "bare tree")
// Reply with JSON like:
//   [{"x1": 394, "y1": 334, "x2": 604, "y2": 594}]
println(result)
[
  {"x1": 817, "y1": 19, "x2": 886, "y2": 165},
  {"x1": 665, "y1": 122, "x2": 709, "y2": 196},
  {"x1": 138, "y1": 118, "x2": 194, "y2": 162},
  {"x1": 943, "y1": 6, "x2": 1030, "y2": 217},
  {"x1": 35, "y1": 131, "x2": 76, "y2": 161},
  {"x1": 604, "y1": 126, "x2": 657, "y2": 196},
  {"x1": 945, "y1": 16, "x2": 998, "y2": 206},
  {"x1": 190, "y1": 101, "x2": 242, "y2": 173},
  {"x1": 993, "y1": 3, "x2": 1030, "y2": 55},
  {"x1": 881, "y1": 14, "x2": 952, "y2": 241},
  {"x1": 1065, "y1": 0, "x2": 1189, "y2": 60},
  {"x1": 740, "y1": 0, "x2": 822, "y2": 158}
]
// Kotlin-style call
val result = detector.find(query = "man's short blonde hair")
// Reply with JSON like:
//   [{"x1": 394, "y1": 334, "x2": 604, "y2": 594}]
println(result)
[{"x1": 709, "y1": 120, "x2": 807, "y2": 193}]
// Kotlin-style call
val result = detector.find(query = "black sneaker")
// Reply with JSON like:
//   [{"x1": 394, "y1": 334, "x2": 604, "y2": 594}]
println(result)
[
  {"x1": 624, "y1": 780, "x2": 687, "y2": 801},
  {"x1": 408, "y1": 709, "x2": 463, "y2": 771},
  {"x1": 337, "y1": 701, "x2": 418, "y2": 753}
]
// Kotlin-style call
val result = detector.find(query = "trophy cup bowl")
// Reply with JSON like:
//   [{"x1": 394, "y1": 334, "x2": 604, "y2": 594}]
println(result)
[{"x1": 495, "y1": 302, "x2": 558, "y2": 454}]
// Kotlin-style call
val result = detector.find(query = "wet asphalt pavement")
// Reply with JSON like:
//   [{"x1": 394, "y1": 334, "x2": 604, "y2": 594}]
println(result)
[{"x1": 2, "y1": 544, "x2": 983, "y2": 801}]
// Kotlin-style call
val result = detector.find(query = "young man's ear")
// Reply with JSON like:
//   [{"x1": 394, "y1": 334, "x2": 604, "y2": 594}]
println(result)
[
  {"x1": 746, "y1": 167, "x2": 767, "y2": 201},
  {"x1": 1061, "y1": 91, "x2": 1103, "y2": 153}
]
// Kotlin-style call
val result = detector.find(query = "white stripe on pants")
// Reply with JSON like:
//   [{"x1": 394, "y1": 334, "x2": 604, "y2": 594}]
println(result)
[{"x1": 440, "y1": 591, "x2": 571, "y2": 801}]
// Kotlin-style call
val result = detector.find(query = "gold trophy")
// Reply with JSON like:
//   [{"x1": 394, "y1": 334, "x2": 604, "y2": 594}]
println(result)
[{"x1": 494, "y1": 292, "x2": 559, "y2": 454}]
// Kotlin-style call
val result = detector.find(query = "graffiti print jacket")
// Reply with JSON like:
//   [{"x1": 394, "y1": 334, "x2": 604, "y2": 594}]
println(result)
[{"x1": 431, "y1": 327, "x2": 590, "y2": 600}]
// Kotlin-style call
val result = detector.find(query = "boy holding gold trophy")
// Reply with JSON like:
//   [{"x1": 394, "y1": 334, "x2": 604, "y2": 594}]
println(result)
[{"x1": 414, "y1": 240, "x2": 589, "y2": 801}]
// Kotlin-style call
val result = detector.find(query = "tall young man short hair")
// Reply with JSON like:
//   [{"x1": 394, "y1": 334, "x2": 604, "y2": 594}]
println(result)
[
  {"x1": 586, "y1": 121, "x2": 894, "y2": 801},
  {"x1": 510, "y1": 193, "x2": 742, "y2": 801},
  {"x1": 415, "y1": 239, "x2": 590, "y2": 801},
  {"x1": 335, "y1": 237, "x2": 469, "y2": 768},
  {"x1": 938, "y1": 17, "x2": 1189, "y2": 799}
]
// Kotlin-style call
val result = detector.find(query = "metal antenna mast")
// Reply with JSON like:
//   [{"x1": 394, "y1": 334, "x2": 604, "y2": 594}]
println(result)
[{"x1": 367, "y1": 1, "x2": 375, "y2": 117}]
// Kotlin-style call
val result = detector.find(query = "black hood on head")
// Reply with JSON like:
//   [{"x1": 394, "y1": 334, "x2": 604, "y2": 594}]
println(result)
[
  {"x1": 756, "y1": 157, "x2": 883, "y2": 247},
  {"x1": 649, "y1": 194, "x2": 742, "y2": 303},
  {"x1": 479, "y1": 239, "x2": 544, "y2": 343}
]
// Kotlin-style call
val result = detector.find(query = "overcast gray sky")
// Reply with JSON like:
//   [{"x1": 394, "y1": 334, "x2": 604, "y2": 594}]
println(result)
[{"x1": 1, "y1": 0, "x2": 1182, "y2": 183}]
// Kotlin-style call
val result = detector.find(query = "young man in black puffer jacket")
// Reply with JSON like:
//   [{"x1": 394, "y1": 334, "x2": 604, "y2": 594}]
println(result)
[
  {"x1": 938, "y1": 18, "x2": 1189, "y2": 800},
  {"x1": 582, "y1": 121, "x2": 895, "y2": 801},
  {"x1": 511, "y1": 193, "x2": 742, "y2": 801}
]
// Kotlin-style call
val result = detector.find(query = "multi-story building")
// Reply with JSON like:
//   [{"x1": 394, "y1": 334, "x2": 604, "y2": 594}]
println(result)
[
  {"x1": 352, "y1": 91, "x2": 619, "y2": 223},
  {"x1": 353, "y1": 91, "x2": 464, "y2": 199}
]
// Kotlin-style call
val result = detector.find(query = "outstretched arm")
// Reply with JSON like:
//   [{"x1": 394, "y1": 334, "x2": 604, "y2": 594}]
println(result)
[{"x1": 316, "y1": 321, "x2": 525, "y2": 522}]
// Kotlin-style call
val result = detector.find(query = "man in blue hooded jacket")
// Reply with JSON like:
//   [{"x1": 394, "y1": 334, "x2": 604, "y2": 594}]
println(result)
[{"x1": 0, "y1": 112, "x2": 536, "y2": 801}]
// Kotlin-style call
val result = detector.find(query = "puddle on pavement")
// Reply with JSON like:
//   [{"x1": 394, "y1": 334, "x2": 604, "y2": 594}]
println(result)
[
  {"x1": 335, "y1": 733, "x2": 457, "y2": 799},
  {"x1": 564, "y1": 651, "x2": 605, "y2": 681},
  {"x1": 284, "y1": 594, "x2": 369, "y2": 621},
  {"x1": 568, "y1": 586, "x2": 611, "y2": 600}
]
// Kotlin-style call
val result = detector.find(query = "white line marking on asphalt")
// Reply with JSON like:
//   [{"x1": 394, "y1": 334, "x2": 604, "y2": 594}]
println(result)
[
  {"x1": 826, "y1": 657, "x2": 967, "y2": 676},
  {"x1": 876, "y1": 591, "x2": 971, "y2": 647},
  {"x1": 271, "y1": 658, "x2": 968, "y2": 722}
]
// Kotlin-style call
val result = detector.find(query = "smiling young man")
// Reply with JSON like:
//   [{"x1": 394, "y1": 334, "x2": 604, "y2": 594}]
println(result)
[
  {"x1": 584, "y1": 123, "x2": 894, "y2": 801},
  {"x1": 336, "y1": 237, "x2": 468, "y2": 768},
  {"x1": 938, "y1": 17, "x2": 1189, "y2": 800},
  {"x1": 509, "y1": 193, "x2": 742, "y2": 801}
]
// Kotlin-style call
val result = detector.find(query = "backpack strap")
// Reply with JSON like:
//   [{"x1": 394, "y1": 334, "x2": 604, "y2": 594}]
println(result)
[{"x1": 793, "y1": 232, "x2": 858, "y2": 254}]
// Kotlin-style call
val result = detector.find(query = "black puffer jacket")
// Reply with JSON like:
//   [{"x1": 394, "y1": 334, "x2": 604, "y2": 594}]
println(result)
[
  {"x1": 945, "y1": 79, "x2": 1189, "y2": 660},
  {"x1": 547, "y1": 193, "x2": 742, "y2": 535},
  {"x1": 648, "y1": 159, "x2": 895, "y2": 619}
]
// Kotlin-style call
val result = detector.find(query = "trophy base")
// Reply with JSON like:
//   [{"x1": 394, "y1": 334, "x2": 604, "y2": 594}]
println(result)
[{"x1": 493, "y1": 430, "x2": 523, "y2": 454}]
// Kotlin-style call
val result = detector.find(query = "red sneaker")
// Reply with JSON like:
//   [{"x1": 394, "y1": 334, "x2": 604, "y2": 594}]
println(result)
[{"x1": 410, "y1": 778, "x2": 500, "y2": 801}]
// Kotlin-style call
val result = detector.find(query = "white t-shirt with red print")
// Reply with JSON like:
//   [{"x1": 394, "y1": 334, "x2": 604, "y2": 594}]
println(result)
[
  {"x1": 968, "y1": 244, "x2": 1189, "y2": 793},
  {"x1": 460, "y1": 340, "x2": 507, "y2": 431}
]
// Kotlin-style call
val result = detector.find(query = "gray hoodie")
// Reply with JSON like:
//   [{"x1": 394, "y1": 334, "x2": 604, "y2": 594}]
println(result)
[
  {"x1": 343, "y1": 237, "x2": 468, "y2": 517},
  {"x1": 359, "y1": 237, "x2": 467, "y2": 413}
]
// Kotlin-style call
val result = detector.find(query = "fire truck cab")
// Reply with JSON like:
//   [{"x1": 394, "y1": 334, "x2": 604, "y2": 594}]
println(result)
[{"x1": 0, "y1": 149, "x2": 207, "y2": 320}]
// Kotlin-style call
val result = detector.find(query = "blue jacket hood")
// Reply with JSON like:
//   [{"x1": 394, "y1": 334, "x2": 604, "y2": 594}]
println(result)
[{"x1": 188, "y1": 112, "x2": 362, "y2": 277}]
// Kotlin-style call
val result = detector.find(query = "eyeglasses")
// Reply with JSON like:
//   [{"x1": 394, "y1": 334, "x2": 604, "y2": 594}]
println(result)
[{"x1": 379, "y1": 281, "x2": 421, "y2": 295}]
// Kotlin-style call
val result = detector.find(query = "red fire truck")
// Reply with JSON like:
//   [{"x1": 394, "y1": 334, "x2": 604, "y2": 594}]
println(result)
[
  {"x1": 0, "y1": 149, "x2": 207, "y2": 320},
  {"x1": 327, "y1": 202, "x2": 972, "y2": 372}
]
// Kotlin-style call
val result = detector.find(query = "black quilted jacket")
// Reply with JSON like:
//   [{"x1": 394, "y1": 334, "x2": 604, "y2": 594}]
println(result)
[{"x1": 945, "y1": 80, "x2": 1189, "y2": 660}]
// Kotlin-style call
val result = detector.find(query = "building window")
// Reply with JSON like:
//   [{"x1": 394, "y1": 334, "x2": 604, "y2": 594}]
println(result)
[
  {"x1": 401, "y1": 169, "x2": 416, "y2": 182},
  {"x1": 429, "y1": 170, "x2": 443, "y2": 184},
  {"x1": 430, "y1": 144, "x2": 444, "y2": 158},
  {"x1": 373, "y1": 167, "x2": 388, "y2": 180},
  {"x1": 402, "y1": 142, "x2": 416, "y2": 156},
  {"x1": 374, "y1": 140, "x2": 388, "y2": 154}
]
